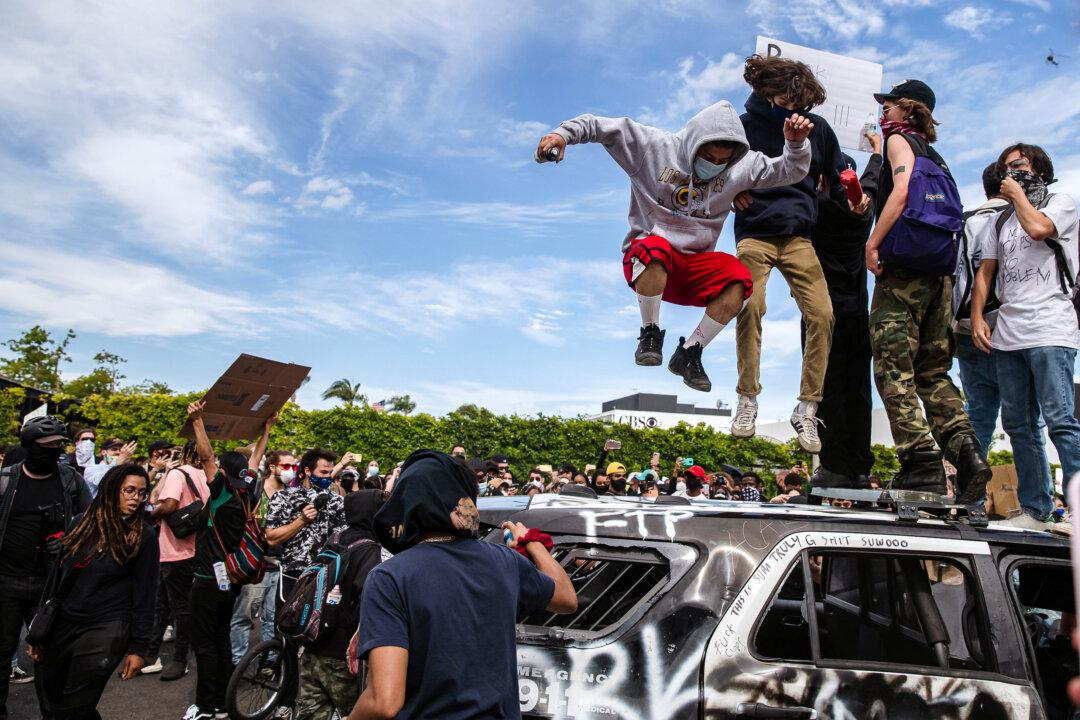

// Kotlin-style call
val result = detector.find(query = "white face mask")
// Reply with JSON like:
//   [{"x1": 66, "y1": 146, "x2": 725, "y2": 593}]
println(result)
[
  {"x1": 368, "y1": 466, "x2": 380, "y2": 476},
  {"x1": 279, "y1": 468, "x2": 296, "y2": 484}
]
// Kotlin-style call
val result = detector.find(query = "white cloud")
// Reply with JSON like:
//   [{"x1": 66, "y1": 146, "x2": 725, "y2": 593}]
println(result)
[
  {"x1": 297, "y1": 176, "x2": 354, "y2": 211},
  {"x1": 747, "y1": 0, "x2": 885, "y2": 41},
  {"x1": 1008, "y1": 0, "x2": 1050, "y2": 11},
  {"x1": 944, "y1": 6, "x2": 1011, "y2": 38},
  {"x1": 0, "y1": 241, "x2": 263, "y2": 337},
  {"x1": 0, "y1": 3, "x2": 277, "y2": 260},
  {"x1": 242, "y1": 180, "x2": 275, "y2": 195},
  {"x1": 373, "y1": 190, "x2": 624, "y2": 234},
  {"x1": 641, "y1": 54, "x2": 746, "y2": 128},
  {"x1": 296, "y1": 256, "x2": 623, "y2": 344}
]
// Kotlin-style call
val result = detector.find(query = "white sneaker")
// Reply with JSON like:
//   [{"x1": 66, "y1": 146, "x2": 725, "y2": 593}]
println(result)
[
  {"x1": 182, "y1": 705, "x2": 214, "y2": 720},
  {"x1": 163, "y1": 625, "x2": 175, "y2": 642},
  {"x1": 141, "y1": 657, "x2": 163, "y2": 674},
  {"x1": 731, "y1": 395, "x2": 758, "y2": 438},
  {"x1": 995, "y1": 513, "x2": 1053, "y2": 532},
  {"x1": 10, "y1": 666, "x2": 33, "y2": 684},
  {"x1": 790, "y1": 402, "x2": 822, "y2": 454}
]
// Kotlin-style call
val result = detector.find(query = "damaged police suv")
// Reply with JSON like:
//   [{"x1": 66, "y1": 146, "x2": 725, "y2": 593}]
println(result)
[{"x1": 479, "y1": 490, "x2": 1075, "y2": 720}]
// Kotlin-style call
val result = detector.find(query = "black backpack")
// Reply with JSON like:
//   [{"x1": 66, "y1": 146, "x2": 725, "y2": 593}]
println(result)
[
  {"x1": 954, "y1": 205, "x2": 1010, "y2": 321},
  {"x1": 276, "y1": 531, "x2": 372, "y2": 644}
]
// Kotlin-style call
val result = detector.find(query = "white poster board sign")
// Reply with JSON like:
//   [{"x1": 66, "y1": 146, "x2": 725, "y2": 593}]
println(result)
[
  {"x1": 755, "y1": 36, "x2": 883, "y2": 153},
  {"x1": 22, "y1": 403, "x2": 47, "y2": 424}
]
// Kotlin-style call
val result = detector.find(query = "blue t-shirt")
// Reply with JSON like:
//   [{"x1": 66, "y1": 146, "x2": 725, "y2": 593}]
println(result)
[{"x1": 358, "y1": 538, "x2": 556, "y2": 720}]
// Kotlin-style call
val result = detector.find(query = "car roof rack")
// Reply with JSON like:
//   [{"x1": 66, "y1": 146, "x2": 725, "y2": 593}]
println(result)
[{"x1": 810, "y1": 487, "x2": 989, "y2": 528}]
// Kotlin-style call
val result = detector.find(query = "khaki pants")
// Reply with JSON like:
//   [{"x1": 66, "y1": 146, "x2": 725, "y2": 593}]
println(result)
[{"x1": 735, "y1": 235, "x2": 834, "y2": 403}]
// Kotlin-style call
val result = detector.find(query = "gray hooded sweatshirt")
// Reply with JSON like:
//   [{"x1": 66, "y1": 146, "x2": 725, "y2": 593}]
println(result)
[{"x1": 552, "y1": 101, "x2": 811, "y2": 254}]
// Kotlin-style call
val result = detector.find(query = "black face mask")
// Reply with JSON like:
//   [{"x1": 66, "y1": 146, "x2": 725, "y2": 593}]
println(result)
[
  {"x1": 1008, "y1": 169, "x2": 1048, "y2": 206},
  {"x1": 610, "y1": 478, "x2": 627, "y2": 493},
  {"x1": 23, "y1": 443, "x2": 62, "y2": 475}
]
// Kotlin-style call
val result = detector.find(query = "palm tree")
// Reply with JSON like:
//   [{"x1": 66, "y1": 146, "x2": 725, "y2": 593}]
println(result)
[
  {"x1": 322, "y1": 378, "x2": 367, "y2": 407},
  {"x1": 388, "y1": 394, "x2": 417, "y2": 415}
]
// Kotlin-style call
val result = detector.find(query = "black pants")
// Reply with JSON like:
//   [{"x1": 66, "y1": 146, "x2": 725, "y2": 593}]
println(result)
[
  {"x1": 804, "y1": 313, "x2": 875, "y2": 477},
  {"x1": 146, "y1": 558, "x2": 195, "y2": 663},
  {"x1": 0, "y1": 573, "x2": 46, "y2": 720},
  {"x1": 37, "y1": 616, "x2": 129, "y2": 720},
  {"x1": 189, "y1": 578, "x2": 239, "y2": 713}
]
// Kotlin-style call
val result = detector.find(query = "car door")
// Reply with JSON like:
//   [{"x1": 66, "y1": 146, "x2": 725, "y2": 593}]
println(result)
[{"x1": 703, "y1": 529, "x2": 1045, "y2": 720}]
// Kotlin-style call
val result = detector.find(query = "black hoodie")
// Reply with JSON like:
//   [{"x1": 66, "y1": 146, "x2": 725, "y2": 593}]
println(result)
[
  {"x1": 734, "y1": 92, "x2": 847, "y2": 241},
  {"x1": 308, "y1": 489, "x2": 383, "y2": 659}
]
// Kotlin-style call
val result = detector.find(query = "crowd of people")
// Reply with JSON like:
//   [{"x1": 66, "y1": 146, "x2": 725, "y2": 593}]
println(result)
[{"x1": 0, "y1": 50, "x2": 1077, "y2": 720}]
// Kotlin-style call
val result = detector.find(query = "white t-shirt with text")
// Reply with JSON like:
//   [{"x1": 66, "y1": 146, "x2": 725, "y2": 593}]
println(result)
[{"x1": 985, "y1": 193, "x2": 1080, "y2": 352}]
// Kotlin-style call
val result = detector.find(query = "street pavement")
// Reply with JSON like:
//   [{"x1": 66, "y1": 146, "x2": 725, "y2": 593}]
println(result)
[{"x1": 12, "y1": 640, "x2": 199, "y2": 720}]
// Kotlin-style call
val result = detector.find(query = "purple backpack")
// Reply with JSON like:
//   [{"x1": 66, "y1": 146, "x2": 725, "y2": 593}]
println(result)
[{"x1": 879, "y1": 135, "x2": 963, "y2": 276}]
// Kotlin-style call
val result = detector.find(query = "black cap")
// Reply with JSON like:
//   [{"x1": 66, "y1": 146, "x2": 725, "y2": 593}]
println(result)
[
  {"x1": 147, "y1": 440, "x2": 173, "y2": 454},
  {"x1": 101, "y1": 437, "x2": 125, "y2": 451},
  {"x1": 874, "y1": 79, "x2": 936, "y2": 113}
]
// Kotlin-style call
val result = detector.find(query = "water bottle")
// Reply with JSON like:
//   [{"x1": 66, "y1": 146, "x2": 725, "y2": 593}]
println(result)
[{"x1": 857, "y1": 114, "x2": 877, "y2": 153}]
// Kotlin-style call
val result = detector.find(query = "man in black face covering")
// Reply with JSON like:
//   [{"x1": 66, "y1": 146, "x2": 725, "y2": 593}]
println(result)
[
  {"x1": 348, "y1": 450, "x2": 577, "y2": 720},
  {"x1": 0, "y1": 415, "x2": 91, "y2": 720}
]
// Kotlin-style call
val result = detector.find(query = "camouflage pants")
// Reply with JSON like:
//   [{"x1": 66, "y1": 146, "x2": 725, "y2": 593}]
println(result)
[
  {"x1": 296, "y1": 653, "x2": 358, "y2": 720},
  {"x1": 870, "y1": 270, "x2": 974, "y2": 460}
]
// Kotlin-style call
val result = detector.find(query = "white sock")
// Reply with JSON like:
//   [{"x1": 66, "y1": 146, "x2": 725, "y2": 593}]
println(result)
[
  {"x1": 637, "y1": 293, "x2": 662, "y2": 327},
  {"x1": 796, "y1": 400, "x2": 818, "y2": 416},
  {"x1": 739, "y1": 394, "x2": 757, "y2": 407},
  {"x1": 684, "y1": 314, "x2": 725, "y2": 349}
]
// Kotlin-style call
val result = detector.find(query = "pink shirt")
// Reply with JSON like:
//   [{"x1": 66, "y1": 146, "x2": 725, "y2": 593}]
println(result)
[{"x1": 157, "y1": 465, "x2": 209, "y2": 562}]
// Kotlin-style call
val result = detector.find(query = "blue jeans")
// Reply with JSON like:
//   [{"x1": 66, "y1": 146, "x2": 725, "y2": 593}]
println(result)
[
  {"x1": 996, "y1": 345, "x2": 1080, "y2": 520},
  {"x1": 955, "y1": 333, "x2": 1000, "y2": 454},
  {"x1": 229, "y1": 567, "x2": 278, "y2": 664}
]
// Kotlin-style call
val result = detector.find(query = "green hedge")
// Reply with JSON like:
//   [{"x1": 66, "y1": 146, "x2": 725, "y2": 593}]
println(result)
[{"x1": 0, "y1": 389, "x2": 903, "y2": 482}]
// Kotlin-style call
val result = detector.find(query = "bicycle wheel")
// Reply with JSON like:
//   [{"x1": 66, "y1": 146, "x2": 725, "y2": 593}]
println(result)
[{"x1": 226, "y1": 638, "x2": 295, "y2": 720}]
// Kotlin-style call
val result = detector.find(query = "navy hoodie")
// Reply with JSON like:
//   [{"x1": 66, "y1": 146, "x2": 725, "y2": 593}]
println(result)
[{"x1": 734, "y1": 92, "x2": 847, "y2": 242}]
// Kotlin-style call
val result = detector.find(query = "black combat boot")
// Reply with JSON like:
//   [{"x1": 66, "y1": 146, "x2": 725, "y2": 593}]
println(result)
[
  {"x1": 635, "y1": 324, "x2": 665, "y2": 366},
  {"x1": 891, "y1": 449, "x2": 947, "y2": 495},
  {"x1": 950, "y1": 435, "x2": 992, "y2": 505},
  {"x1": 667, "y1": 337, "x2": 711, "y2": 392},
  {"x1": 810, "y1": 465, "x2": 855, "y2": 489}
]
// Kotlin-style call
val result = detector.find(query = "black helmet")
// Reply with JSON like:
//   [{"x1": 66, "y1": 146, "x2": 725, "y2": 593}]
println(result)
[{"x1": 20, "y1": 415, "x2": 69, "y2": 447}]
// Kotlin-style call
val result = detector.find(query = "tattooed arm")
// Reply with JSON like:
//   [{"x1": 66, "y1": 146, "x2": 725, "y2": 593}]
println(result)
[{"x1": 865, "y1": 134, "x2": 916, "y2": 276}]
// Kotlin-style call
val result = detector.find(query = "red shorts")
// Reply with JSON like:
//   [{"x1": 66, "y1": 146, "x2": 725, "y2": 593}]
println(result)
[{"x1": 622, "y1": 235, "x2": 753, "y2": 307}]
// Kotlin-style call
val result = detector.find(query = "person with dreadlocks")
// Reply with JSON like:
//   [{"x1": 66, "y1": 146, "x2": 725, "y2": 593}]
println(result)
[
  {"x1": 347, "y1": 450, "x2": 577, "y2": 720},
  {"x1": 26, "y1": 463, "x2": 159, "y2": 720}
]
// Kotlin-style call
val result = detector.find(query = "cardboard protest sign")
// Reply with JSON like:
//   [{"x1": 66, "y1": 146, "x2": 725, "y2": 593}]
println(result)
[
  {"x1": 22, "y1": 403, "x2": 48, "y2": 424},
  {"x1": 987, "y1": 464, "x2": 1021, "y2": 519},
  {"x1": 181, "y1": 354, "x2": 311, "y2": 440},
  {"x1": 755, "y1": 36, "x2": 883, "y2": 153}
]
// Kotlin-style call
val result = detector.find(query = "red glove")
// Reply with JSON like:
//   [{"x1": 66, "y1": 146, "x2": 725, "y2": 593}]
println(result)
[{"x1": 513, "y1": 528, "x2": 553, "y2": 555}]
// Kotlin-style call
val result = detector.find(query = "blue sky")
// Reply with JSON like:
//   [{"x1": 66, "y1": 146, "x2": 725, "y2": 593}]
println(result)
[{"x1": 1, "y1": 1, "x2": 1078, "y2": 423}]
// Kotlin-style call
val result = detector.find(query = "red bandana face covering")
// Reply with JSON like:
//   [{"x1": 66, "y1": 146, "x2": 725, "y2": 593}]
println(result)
[{"x1": 879, "y1": 118, "x2": 927, "y2": 141}]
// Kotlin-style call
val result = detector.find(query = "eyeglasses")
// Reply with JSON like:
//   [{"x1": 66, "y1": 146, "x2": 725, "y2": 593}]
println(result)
[
  {"x1": 121, "y1": 486, "x2": 149, "y2": 500},
  {"x1": 277, "y1": 463, "x2": 299, "y2": 471}
]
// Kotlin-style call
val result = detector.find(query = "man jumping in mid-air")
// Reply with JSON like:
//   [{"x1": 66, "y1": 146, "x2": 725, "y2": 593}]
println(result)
[{"x1": 537, "y1": 101, "x2": 812, "y2": 392}]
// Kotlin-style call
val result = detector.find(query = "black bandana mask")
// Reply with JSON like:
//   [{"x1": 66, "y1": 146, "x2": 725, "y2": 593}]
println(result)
[
  {"x1": 23, "y1": 443, "x2": 62, "y2": 475},
  {"x1": 1008, "y1": 170, "x2": 1048, "y2": 206}
]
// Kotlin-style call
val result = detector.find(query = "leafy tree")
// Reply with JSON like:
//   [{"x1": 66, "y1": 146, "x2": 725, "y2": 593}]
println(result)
[
  {"x1": 987, "y1": 449, "x2": 1014, "y2": 466},
  {"x1": 0, "y1": 326, "x2": 75, "y2": 392},
  {"x1": 871, "y1": 444, "x2": 900, "y2": 481},
  {"x1": 63, "y1": 351, "x2": 127, "y2": 398},
  {"x1": 387, "y1": 394, "x2": 417, "y2": 415},
  {"x1": 322, "y1": 379, "x2": 367, "y2": 407},
  {"x1": 124, "y1": 379, "x2": 173, "y2": 395}
]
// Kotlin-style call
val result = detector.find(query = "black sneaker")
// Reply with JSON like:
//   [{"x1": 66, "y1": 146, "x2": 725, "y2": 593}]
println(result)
[
  {"x1": 635, "y1": 324, "x2": 665, "y2": 366},
  {"x1": 667, "y1": 337, "x2": 711, "y2": 392}
]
